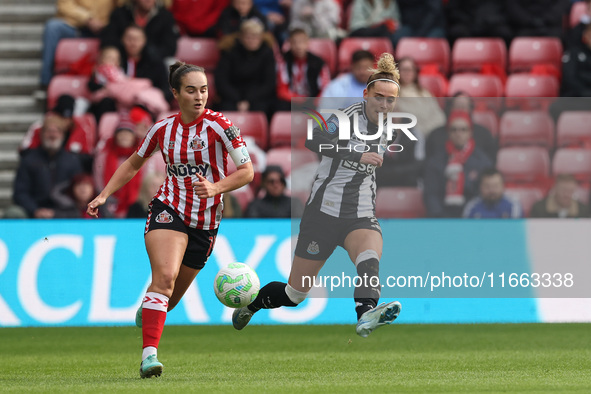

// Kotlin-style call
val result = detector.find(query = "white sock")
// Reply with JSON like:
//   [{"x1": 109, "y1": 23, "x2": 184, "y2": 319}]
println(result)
[{"x1": 142, "y1": 346, "x2": 157, "y2": 361}]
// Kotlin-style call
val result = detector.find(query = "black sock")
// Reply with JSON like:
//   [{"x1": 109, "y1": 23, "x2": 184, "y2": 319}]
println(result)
[
  {"x1": 248, "y1": 281, "x2": 297, "y2": 312},
  {"x1": 354, "y1": 257, "x2": 381, "y2": 320}
]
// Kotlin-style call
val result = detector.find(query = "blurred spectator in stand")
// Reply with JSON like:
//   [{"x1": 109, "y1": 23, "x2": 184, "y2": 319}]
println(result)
[
  {"x1": 348, "y1": 0, "x2": 399, "y2": 45},
  {"x1": 445, "y1": 0, "x2": 511, "y2": 46},
  {"x1": 562, "y1": 23, "x2": 591, "y2": 97},
  {"x1": 217, "y1": 0, "x2": 269, "y2": 37},
  {"x1": 254, "y1": 0, "x2": 291, "y2": 44},
  {"x1": 393, "y1": 0, "x2": 445, "y2": 46},
  {"x1": 530, "y1": 175, "x2": 590, "y2": 218},
  {"x1": 216, "y1": 19, "x2": 276, "y2": 117},
  {"x1": 87, "y1": 46, "x2": 126, "y2": 124},
  {"x1": 423, "y1": 110, "x2": 492, "y2": 218},
  {"x1": 245, "y1": 166, "x2": 303, "y2": 217},
  {"x1": 222, "y1": 193, "x2": 244, "y2": 218},
  {"x1": 396, "y1": 57, "x2": 445, "y2": 138},
  {"x1": 462, "y1": 169, "x2": 523, "y2": 218},
  {"x1": 20, "y1": 94, "x2": 94, "y2": 172},
  {"x1": 101, "y1": 0, "x2": 178, "y2": 60},
  {"x1": 93, "y1": 119, "x2": 142, "y2": 217},
  {"x1": 426, "y1": 92, "x2": 497, "y2": 165},
  {"x1": 172, "y1": 0, "x2": 230, "y2": 37},
  {"x1": 38, "y1": 0, "x2": 116, "y2": 93},
  {"x1": 52, "y1": 173, "x2": 109, "y2": 218},
  {"x1": 7, "y1": 116, "x2": 83, "y2": 218},
  {"x1": 127, "y1": 171, "x2": 167, "y2": 218},
  {"x1": 506, "y1": 0, "x2": 570, "y2": 39},
  {"x1": 567, "y1": 0, "x2": 591, "y2": 49},
  {"x1": 276, "y1": 28, "x2": 331, "y2": 111},
  {"x1": 320, "y1": 50, "x2": 374, "y2": 108},
  {"x1": 290, "y1": 0, "x2": 342, "y2": 40}
]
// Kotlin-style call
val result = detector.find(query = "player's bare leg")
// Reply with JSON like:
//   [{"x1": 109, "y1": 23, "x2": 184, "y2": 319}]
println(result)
[
  {"x1": 140, "y1": 229, "x2": 187, "y2": 378},
  {"x1": 168, "y1": 265, "x2": 201, "y2": 311},
  {"x1": 344, "y1": 229, "x2": 400, "y2": 337},
  {"x1": 232, "y1": 256, "x2": 326, "y2": 330}
]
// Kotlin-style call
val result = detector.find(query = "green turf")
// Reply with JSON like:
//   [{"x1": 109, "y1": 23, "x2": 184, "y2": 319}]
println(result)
[{"x1": 1, "y1": 323, "x2": 590, "y2": 393}]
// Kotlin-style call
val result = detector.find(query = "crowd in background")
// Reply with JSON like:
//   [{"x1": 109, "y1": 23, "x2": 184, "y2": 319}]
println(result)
[{"x1": 5, "y1": 0, "x2": 591, "y2": 220}]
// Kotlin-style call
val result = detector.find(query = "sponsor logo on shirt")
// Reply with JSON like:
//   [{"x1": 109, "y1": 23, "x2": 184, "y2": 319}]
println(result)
[{"x1": 167, "y1": 163, "x2": 209, "y2": 178}]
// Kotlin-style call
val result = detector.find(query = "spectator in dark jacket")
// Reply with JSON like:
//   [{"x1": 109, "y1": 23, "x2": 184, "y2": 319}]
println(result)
[
  {"x1": 245, "y1": 166, "x2": 303, "y2": 217},
  {"x1": 101, "y1": 0, "x2": 178, "y2": 60},
  {"x1": 445, "y1": 0, "x2": 511, "y2": 46},
  {"x1": 393, "y1": 0, "x2": 445, "y2": 45},
  {"x1": 506, "y1": 0, "x2": 569, "y2": 39},
  {"x1": 530, "y1": 174, "x2": 590, "y2": 218},
  {"x1": 423, "y1": 110, "x2": 493, "y2": 218},
  {"x1": 217, "y1": 0, "x2": 268, "y2": 37},
  {"x1": 216, "y1": 19, "x2": 276, "y2": 116},
  {"x1": 462, "y1": 169, "x2": 523, "y2": 218},
  {"x1": 426, "y1": 92, "x2": 498, "y2": 165},
  {"x1": 11, "y1": 116, "x2": 83, "y2": 218},
  {"x1": 562, "y1": 23, "x2": 591, "y2": 97}
]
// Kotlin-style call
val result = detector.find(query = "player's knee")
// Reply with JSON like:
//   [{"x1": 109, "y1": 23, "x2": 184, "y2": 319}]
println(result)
[
  {"x1": 152, "y1": 273, "x2": 176, "y2": 294},
  {"x1": 355, "y1": 249, "x2": 380, "y2": 276},
  {"x1": 285, "y1": 283, "x2": 308, "y2": 305}
]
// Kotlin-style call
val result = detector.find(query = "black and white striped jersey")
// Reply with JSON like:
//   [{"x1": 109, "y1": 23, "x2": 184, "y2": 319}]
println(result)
[{"x1": 304, "y1": 101, "x2": 395, "y2": 218}]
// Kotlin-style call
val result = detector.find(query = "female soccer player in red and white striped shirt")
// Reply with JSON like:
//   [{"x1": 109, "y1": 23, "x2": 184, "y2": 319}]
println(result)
[{"x1": 87, "y1": 62, "x2": 254, "y2": 379}]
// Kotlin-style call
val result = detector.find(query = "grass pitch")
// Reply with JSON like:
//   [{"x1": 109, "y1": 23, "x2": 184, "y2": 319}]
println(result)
[{"x1": 1, "y1": 323, "x2": 590, "y2": 393}]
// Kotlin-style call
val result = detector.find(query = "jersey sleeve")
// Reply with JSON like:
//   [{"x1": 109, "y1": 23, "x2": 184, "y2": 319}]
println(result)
[
  {"x1": 214, "y1": 116, "x2": 251, "y2": 167},
  {"x1": 136, "y1": 123, "x2": 161, "y2": 158}
]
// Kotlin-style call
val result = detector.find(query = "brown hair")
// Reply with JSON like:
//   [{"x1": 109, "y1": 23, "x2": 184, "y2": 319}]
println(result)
[
  {"x1": 366, "y1": 53, "x2": 400, "y2": 93},
  {"x1": 168, "y1": 61, "x2": 205, "y2": 91}
]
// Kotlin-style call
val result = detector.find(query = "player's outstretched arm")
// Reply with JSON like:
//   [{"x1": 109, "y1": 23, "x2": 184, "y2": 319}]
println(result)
[
  {"x1": 87, "y1": 153, "x2": 148, "y2": 217},
  {"x1": 193, "y1": 162, "x2": 254, "y2": 199}
]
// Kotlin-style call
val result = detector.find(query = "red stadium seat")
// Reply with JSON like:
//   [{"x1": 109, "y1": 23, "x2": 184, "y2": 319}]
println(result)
[
  {"x1": 175, "y1": 37, "x2": 219, "y2": 71},
  {"x1": 451, "y1": 38, "x2": 506, "y2": 73},
  {"x1": 448, "y1": 74, "x2": 503, "y2": 97},
  {"x1": 504, "y1": 187, "x2": 545, "y2": 217},
  {"x1": 556, "y1": 111, "x2": 591, "y2": 148},
  {"x1": 98, "y1": 112, "x2": 120, "y2": 141},
  {"x1": 570, "y1": 1, "x2": 588, "y2": 27},
  {"x1": 396, "y1": 38, "x2": 450, "y2": 75},
  {"x1": 418, "y1": 74, "x2": 448, "y2": 97},
  {"x1": 472, "y1": 110, "x2": 499, "y2": 137},
  {"x1": 54, "y1": 38, "x2": 100, "y2": 74},
  {"x1": 509, "y1": 37, "x2": 563, "y2": 74},
  {"x1": 47, "y1": 75, "x2": 90, "y2": 109},
  {"x1": 497, "y1": 146, "x2": 550, "y2": 187},
  {"x1": 375, "y1": 187, "x2": 426, "y2": 218},
  {"x1": 552, "y1": 148, "x2": 591, "y2": 185},
  {"x1": 266, "y1": 147, "x2": 318, "y2": 176},
  {"x1": 499, "y1": 111, "x2": 554, "y2": 148},
  {"x1": 283, "y1": 38, "x2": 338, "y2": 77},
  {"x1": 222, "y1": 111, "x2": 268, "y2": 150},
  {"x1": 269, "y1": 111, "x2": 308, "y2": 148},
  {"x1": 337, "y1": 37, "x2": 394, "y2": 73},
  {"x1": 229, "y1": 186, "x2": 254, "y2": 212}
]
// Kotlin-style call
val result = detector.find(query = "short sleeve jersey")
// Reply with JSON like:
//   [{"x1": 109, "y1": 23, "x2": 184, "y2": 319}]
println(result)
[{"x1": 137, "y1": 109, "x2": 247, "y2": 229}]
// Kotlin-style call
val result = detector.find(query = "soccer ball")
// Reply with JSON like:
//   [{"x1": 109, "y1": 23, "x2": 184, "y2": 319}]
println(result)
[{"x1": 213, "y1": 263, "x2": 260, "y2": 308}]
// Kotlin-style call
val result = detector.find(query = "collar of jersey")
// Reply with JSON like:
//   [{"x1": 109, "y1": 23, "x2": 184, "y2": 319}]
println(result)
[{"x1": 177, "y1": 110, "x2": 207, "y2": 128}]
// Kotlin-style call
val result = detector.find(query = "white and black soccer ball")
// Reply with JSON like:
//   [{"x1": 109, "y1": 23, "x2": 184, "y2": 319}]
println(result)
[{"x1": 213, "y1": 263, "x2": 260, "y2": 308}]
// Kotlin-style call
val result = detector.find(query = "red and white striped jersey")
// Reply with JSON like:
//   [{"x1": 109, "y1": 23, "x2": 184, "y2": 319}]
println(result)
[{"x1": 136, "y1": 109, "x2": 248, "y2": 230}]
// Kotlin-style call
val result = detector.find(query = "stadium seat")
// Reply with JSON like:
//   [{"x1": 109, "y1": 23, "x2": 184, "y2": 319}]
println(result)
[
  {"x1": 222, "y1": 111, "x2": 268, "y2": 150},
  {"x1": 54, "y1": 38, "x2": 100, "y2": 75},
  {"x1": 74, "y1": 113, "x2": 97, "y2": 151},
  {"x1": 98, "y1": 112, "x2": 120, "y2": 141},
  {"x1": 556, "y1": 111, "x2": 591, "y2": 148},
  {"x1": 448, "y1": 74, "x2": 503, "y2": 97},
  {"x1": 395, "y1": 38, "x2": 450, "y2": 75},
  {"x1": 279, "y1": 38, "x2": 339, "y2": 76},
  {"x1": 337, "y1": 37, "x2": 394, "y2": 73},
  {"x1": 269, "y1": 111, "x2": 308, "y2": 148},
  {"x1": 505, "y1": 74, "x2": 559, "y2": 111},
  {"x1": 229, "y1": 185, "x2": 254, "y2": 212},
  {"x1": 175, "y1": 37, "x2": 219, "y2": 71},
  {"x1": 47, "y1": 75, "x2": 90, "y2": 109},
  {"x1": 375, "y1": 187, "x2": 426, "y2": 218},
  {"x1": 496, "y1": 146, "x2": 550, "y2": 187},
  {"x1": 552, "y1": 148, "x2": 591, "y2": 185},
  {"x1": 451, "y1": 38, "x2": 506, "y2": 73},
  {"x1": 504, "y1": 187, "x2": 545, "y2": 217},
  {"x1": 472, "y1": 110, "x2": 499, "y2": 137},
  {"x1": 570, "y1": 1, "x2": 588, "y2": 27},
  {"x1": 418, "y1": 74, "x2": 448, "y2": 97},
  {"x1": 498, "y1": 111, "x2": 554, "y2": 148},
  {"x1": 509, "y1": 37, "x2": 563, "y2": 74},
  {"x1": 266, "y1": 147, "x2": 319, "y2": 176}
]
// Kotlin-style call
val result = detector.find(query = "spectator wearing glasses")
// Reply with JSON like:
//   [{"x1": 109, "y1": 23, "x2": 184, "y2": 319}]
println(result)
[{"x1": 245, "y1": 165, "x2": 303, "y2": 217}]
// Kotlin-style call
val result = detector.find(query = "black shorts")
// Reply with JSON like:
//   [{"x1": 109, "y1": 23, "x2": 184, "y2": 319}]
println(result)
[
  {"x1": 294, "y1": 209, "x2": 382, "y2": 261},
  {"x1": 145, "y1": 199, "x2": 218, "y2": 270}
]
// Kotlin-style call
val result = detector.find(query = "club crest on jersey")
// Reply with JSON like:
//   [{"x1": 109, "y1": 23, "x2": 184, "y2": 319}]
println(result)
[
  {"x1": 307, "y1": 241, "x2": 320, "y2": 255},
  {"x1": 156, "y1": 210, "x2": 173, "y2": 224},
  {"x1": 189, "y1": 136, "x2": 206, "y2": 150}
]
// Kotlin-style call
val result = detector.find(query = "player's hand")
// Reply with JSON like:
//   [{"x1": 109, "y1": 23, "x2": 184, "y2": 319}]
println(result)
[
  {"x1": 87, "y1": 195, "x2": 106, "y2": 218},
  {"x1": 360, "y1": 152, "x2": 383, "y2": 167},
  {"x1": 193, "y1": 173, "x2": 218, "y2": 199}
]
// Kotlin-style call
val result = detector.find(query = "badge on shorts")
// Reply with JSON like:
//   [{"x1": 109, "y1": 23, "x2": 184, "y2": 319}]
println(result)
[
  {"x1": 307, "y1": 241, "x2": 320, "y2": 255},
  {"x1": 189, "y1": 136, "x2": 206, "y2": 150},
  {"x1": 156, "y1": 210, "x2": 173, "y2": 224}
]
